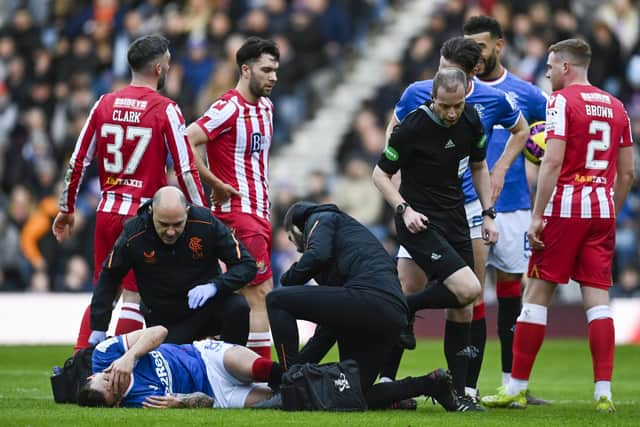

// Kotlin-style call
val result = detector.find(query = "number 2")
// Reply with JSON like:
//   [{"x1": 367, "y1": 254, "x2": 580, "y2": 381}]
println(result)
[
  {"x1": 101, "y1": 124, "x2": 152, "y2": 174},
  {"x1": 585, "y1": 120, "x2": 610, "y2": 170}
]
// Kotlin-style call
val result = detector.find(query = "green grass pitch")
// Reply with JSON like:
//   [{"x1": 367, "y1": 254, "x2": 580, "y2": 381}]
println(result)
[{"x1": 1, "y1": 339, "x2": 638, "y2": 426}]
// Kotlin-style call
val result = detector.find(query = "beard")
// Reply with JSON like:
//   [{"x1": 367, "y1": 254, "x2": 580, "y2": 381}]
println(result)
[
  {"x1": 477, "y1": 53, "x2": 498, "y2": 79},
  {"x1": 249, "y1": 76, "x2": 269, "y2": 98}
]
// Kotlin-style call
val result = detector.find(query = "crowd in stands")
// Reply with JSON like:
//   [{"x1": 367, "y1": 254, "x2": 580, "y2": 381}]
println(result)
[
  {"x1": 0, "y1": 0, "x2": 392, "y2": 292},
  {"x1": 1, "y1": 0, "x2": 639, "y2": 299}
]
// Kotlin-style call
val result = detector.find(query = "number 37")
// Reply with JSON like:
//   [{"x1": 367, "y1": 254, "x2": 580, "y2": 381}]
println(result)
[{"x1": 101, "y1": 124, "x2": 152, "y2": 174}]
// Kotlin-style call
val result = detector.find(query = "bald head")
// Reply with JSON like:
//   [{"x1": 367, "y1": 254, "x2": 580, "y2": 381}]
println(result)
[
  {"x1": 151, "y1": 186, "x2": 189, "y2": 245},
  {"x1": 152, "y1": 186, "x2": 187, "y2": 210}
]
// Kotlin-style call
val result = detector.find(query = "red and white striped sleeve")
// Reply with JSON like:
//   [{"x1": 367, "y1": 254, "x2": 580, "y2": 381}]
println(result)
[
  {"x1": 164, "y1": 102, "x2": 206, "y2": 206},
  {"x1": 58, "y1": 96, "x2": 103, "y2": 213},
  {"x1": 194, "y1": 98, "x2": 238, "y2": 142}
]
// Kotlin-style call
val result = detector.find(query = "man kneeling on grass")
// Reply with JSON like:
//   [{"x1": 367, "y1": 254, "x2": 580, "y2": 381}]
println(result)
[{"x1": 78, "y1": 326, "x2": 281, "y2": 408}]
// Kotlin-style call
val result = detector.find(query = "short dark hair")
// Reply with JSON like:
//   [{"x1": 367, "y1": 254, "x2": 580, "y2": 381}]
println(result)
[
  {"x1": 440, "y1": 37, "x2": 482, "y2": 75},
  {"x1": 432, "y1": 68, "x2": 468, "y2": 98},
  {"x1": 235, "y1": 37, "x2": 280, "y2": 69},
  {"x1": 463, "y1": 15, "x2": 503, "y2": 39},
  {"x1": 548, "y1": 38, "x2": 591, "y2": 68},
  {"x1": 77, "y1": 382, "x2": 110, "y2": 407},
  {"x1": 127, "y1": 34, "x2": 170, "y2": 72}
]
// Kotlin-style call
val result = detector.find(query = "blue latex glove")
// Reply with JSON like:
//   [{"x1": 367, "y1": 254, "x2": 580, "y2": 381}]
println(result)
[
  {"x1": 89, "y1": 330, "x2": 107, "y2": 345},
  {"x1": 187, "y1": 282, "x2": 218, "y2": 309}
]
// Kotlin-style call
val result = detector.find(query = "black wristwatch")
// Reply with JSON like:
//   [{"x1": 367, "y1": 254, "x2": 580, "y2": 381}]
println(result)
[
  {"x1": 396, "y1": 202, "x2": 410, "y2": 216},
  {"x1": 481, "y1": 206, "x2": 497, "y2": 219}
]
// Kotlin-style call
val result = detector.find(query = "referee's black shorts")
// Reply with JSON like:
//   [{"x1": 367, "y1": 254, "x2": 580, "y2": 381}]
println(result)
[{"x1": 396, "y1": 215, "x2": 473, "y2": 281}]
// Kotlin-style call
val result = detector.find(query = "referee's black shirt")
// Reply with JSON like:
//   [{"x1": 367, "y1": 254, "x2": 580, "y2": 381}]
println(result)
[{"x1": 377, "y1": 102, "x2": 486, "y2": 229}]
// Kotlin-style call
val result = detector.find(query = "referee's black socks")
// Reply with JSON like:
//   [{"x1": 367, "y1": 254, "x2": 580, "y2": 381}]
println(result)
[{"x1": 444, "y1": 320, "x2": 471, "y2": 396}]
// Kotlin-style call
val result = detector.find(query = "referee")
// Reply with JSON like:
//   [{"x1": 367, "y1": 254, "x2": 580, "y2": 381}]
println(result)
[{"x1": 372, "y1": 67, "x2": 498, "y2": 404}]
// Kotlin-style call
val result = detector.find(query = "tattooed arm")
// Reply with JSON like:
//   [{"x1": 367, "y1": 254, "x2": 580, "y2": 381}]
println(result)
[{"x1": 143, "y1": 393, "x2": 214, "y2": 409}]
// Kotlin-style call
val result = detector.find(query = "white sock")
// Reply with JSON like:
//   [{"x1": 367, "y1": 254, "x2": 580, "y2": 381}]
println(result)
[
  {"x1": 594, "y1": 381, "x2": 612, "y2": 400},
  {"x1": 379, "y1": 376, "x2": 393, "y2": 383},
  {"x1": 507, "y1": 378, "x2": 528, "y2": 396},
  {"x1": 465, "y1": 387, "x2": 477, "y2": 398},
  {"x1": 502, "y1": 372, "x2": 511, "y2": 387}
]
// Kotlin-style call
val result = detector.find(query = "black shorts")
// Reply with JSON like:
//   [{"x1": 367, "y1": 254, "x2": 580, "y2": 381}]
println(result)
[{"x1": 396, "y1": 215, "x2": 473, "y2": 281}]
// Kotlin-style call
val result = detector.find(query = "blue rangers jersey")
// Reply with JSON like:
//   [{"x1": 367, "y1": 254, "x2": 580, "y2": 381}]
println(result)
[
  {"x1": 478, "y1": 70, "x2": 547, "y2": 211},
  {"x1": 394, "y1": 79, "x2": 521, "y2": 204},
  {"x1": 92, "y1": 336, "x2": 213, "y2": 407}
]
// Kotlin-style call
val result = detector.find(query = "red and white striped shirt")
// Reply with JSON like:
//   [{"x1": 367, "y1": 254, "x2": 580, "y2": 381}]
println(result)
[
  {"x1": 544, "y1": 84, "x2": 633, "y2": 219},
  {"x1": 195, "y1": 89, "x2": 273, "y2": 219},
  {"x1": 59, "y1": 85, "x2": 205, "y2": 216}
]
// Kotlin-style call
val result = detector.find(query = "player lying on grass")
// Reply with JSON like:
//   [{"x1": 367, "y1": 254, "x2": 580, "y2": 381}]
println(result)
[
  {"x1": 78, "y1": 326, "x2": 280, "y2": 408},
  {"x1": 79, "y1": 323, "x2": 458, "y2": 411}
]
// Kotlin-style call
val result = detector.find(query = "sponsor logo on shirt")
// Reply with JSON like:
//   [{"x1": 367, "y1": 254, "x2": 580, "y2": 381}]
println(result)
[
  {"x1": 114, "y1": 98, "x2": 148, "y2": 110},
  {"x1": 444, "y1": 139, "x2": 456, "y2": 149},
  {"x1": 250, "y1": 132, "x2": 266, "y2": 154},
  {"x1": 105, "y1": 176, "x2": 143, "y2": 188},
  {"x1": 143, "y1": 250, "x2": 156, "y2": 264},
  {"x1": 149, "y1": 350, "x2": 173, "y2": 394},
  {"x1": 189, "y1": 237, "x2": 204, "y2": 259},
  {"x1": 473, "y1": 103, "x2": 485, "y2": 119},
  {"x1": 580, "y1": 92, "x2": 611, "y2": 104},
  {"x1": 256, "y1": 260, "x2": 268, "y2": 275}
]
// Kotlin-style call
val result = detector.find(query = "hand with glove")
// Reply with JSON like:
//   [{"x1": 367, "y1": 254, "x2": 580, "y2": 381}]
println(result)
[
  {"x1": 187, "y1": 282, "x2": 218, "y2": 309},
  {"x1": 89, "y1": 330, "x2": 107, "y2": 345}
]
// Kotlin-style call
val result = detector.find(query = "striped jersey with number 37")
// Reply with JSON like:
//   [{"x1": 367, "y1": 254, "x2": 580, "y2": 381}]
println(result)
[
  {"x1": 59, "y1": 85, "x2": 205, "y2": 216},
  {"x1": 544, "y1": 85, "x2": 633, "y2": 219},
  {"x1": 195, "y1": 89, "x2": 273, "y2": 219}
]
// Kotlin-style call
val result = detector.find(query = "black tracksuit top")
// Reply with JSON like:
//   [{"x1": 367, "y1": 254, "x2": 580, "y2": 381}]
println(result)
[{"x1": 90, "y1": 202, "x2": 257, "y2": 330}]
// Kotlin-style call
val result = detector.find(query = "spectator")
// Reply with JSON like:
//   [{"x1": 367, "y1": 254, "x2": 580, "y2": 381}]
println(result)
[
  {"x1": 0, "y1": 202, "x2": 25, "y2": 291},
  {"x1": 611, "y1": 263, "x2": 640, "y2": 299}
]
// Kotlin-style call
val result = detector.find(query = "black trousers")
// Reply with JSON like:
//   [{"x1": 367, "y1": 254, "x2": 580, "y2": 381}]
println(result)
[
  {"x1": 145, "y1": 293, "x2": 249, "y2": 345},
  {"x1": 267, "y1": 285, "x2": 406, "y2": 392}
]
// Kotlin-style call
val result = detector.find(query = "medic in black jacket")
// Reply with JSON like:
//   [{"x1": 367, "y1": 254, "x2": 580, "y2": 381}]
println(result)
[
  {"x1": 90, "y1": 186, "x2": 256, "y2": 345},
  {"x1": 266, "y1": 202, "x2": 459, "y2": 411},
  {"x1": 268, "y1": 203, "x2": 408, "y2": 389}
]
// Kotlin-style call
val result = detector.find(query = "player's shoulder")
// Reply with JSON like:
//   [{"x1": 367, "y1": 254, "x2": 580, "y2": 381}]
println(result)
[
  {"x1": 461, "y1": 103, "x2": 484, "y2": 131},
  {"x1": 187, "y1": 204, "x2": 216, "y2": 223},
  {"x1": 405, "y1": 79, "x2": 433, "y2": 97},
  {"x1": 258, "y1": 96, "x2": 274, "y2": 110},
  {"x1": 469, "y1": 80, "x2": 510, "y2": 105},
  {"x1": 122, "y1": 211, "x2": 148, "y2": 238},
  {"x1": 205, "y1": 90, "x2": 241, "y2": 114}
]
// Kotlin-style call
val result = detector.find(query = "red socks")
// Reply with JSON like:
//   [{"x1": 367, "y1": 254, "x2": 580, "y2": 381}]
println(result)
[
  {"x1": 115, "y1": 302, "x2": 144, "y2": 335},
  {"x1": 511, "y1": 303, "x2": 547, "y2": 380},
  {"x1": 247, "y1": 332, "x2": 272, "y2": 360},
  {"x1": 586, "y1": 306, "x2": 614, "y2": 382}
]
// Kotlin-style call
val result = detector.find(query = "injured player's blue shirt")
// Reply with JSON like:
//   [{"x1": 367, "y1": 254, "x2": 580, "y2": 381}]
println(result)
[{"x1": 92, "y1": 335, "x2": 213, "y2": 407}]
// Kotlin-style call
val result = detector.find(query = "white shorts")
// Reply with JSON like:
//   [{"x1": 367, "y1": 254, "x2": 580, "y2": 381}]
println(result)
[
  {"x1": 396, "y1": 199, "x2": 482, "y2": 259},
  {"x1": 487, "y1": 209, "x2": 532, "y2": 273},
  {"x1": 464, "y1": 199, "x2": 483, "y2": 240},
  {"x1": 193, "y1": 340, "x2": 257, "y2": 409}
]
